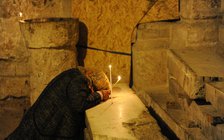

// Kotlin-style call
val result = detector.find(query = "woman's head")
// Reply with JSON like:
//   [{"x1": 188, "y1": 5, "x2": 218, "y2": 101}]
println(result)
[{"x1": 78, "y1": 66, "x2": 110, "y2": 91}]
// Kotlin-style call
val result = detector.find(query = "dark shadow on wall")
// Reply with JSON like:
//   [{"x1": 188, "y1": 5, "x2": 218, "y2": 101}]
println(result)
[{"x1": 76, "y1": 21, "x2": 88, "y2": 66}]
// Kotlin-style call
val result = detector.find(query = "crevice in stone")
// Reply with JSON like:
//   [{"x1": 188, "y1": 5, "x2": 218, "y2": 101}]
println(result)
[{"x1": 148, "y1": 107, "x2": 179, "y2": 140}]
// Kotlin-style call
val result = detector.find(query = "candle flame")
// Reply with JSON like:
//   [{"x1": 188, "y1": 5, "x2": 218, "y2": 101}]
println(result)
[
  {"x1": 109, "y1": 65, "x2": 112, "y2": 68},
  {"x1": 118, "y1": 75, "x2": 121, "y2": 81},
  {"x1": 113, "y1": 75, "x2": 121, "y2": 87},
  {"x1": 19, "y1": 12, "x2": 23, "y2": 17}
]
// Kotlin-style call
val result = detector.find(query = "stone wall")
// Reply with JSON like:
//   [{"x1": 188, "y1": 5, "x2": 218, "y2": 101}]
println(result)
[
  {"x1": 72, "y1": 0, "x2": 179, "y2": 83},
  {"x1": 0, "y1": 0, "x2": 72, "y2": 99},
  {"x1": 219, "y1": 0, "x2": 224, "y2": 57},
  {"x1": 133, "y1": 0, "x2": 222, "y2": 92}
]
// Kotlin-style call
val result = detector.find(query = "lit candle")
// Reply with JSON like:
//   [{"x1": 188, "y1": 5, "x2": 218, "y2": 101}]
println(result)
[
  {"x1": 113, "y1": 75, "x2": 121, "y2": 87},
  {"x1": 109, "y1": 65, "x2": 112, "y2": 93},
  {"x1": 19, "y1": 12, "x2": 23, "y2": 17}
]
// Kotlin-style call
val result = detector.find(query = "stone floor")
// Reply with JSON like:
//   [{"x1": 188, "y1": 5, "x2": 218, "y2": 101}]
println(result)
[{"x1": 0, "y1": 97, "x2": 30, "y2": 140}]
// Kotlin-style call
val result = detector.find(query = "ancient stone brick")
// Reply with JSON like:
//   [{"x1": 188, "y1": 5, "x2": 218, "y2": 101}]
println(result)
[
  {"x1": 169, "y1": 78, "x2": 192, "y2": 111},
  {"x1": 0, "y1": 61, "x2": 29, "y2": 76},
  {"x1": 134, "y1": 39, "x2": 169, "y2": 50},
  {"x1": 219, "y1": 25, "x2": 224, "y2": 43},
  {"x1": 29, "y1": 49, "x2": 77, "y2": 104},
  {"x1": 188, "y1": 101, "x2": 224, "y2": 140},
  {"x1": 171, "y1": 20, "x2": 218, "y2": 48},
  {"x1": 180, "y1": 0, "x2": 220, "y2": 19},
  {"x1": 168, "y1": 49, "x2": 224, "y2": 99},
  {"x1": 20, "y1": 18, "x2": 79, "y2": 49},
  {"x1": 133, "y1": 47, "x2": 167, "y2": 91},
  {"x1": 205, "y1": 82, "x2": 224, "y2": 113},
  {"x1": 137, "y1": 22, "x2": 171, "y2": 40},
  {"x1": 0, "y1": 77, "x2": 30, "y2": 99},
  {"x1": 170, "y1": 22, "x2": 188, "y2": 49}
]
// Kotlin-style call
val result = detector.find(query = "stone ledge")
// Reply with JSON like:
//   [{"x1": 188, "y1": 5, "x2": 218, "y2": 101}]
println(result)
[
  {"x1": 85, "y1": 83, "x2": 166, "y2": 140},
  {"x1": 188, "y1": 101, "x2": 224, "y2": 140},
  {"x1": 136, "y1": 87, "x2": 207, "y2": 140},
  {"x1": 205, "y1": 82, "x2": 224, "y2": 113},
  {"x1": 168, "y1": 48, "x2": 224, "y2": 99}
]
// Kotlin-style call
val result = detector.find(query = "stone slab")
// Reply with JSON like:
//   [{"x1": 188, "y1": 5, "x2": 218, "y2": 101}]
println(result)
[
  {"x1": 136, "y1": 86, "x2": 206, "y2": 140},
  {"x1": 0, "y1": 76, "x2": 30, "y2": 99},
  {"x1": 85, "y1": 83, "x2": 166, "y2": 140},
  {"x1": 20, "y1": 18, "x2": 79, "y2": 49},
  {"x1": 170, "y1": 20, "x2": 218, "y2": 49},
  {"x1": 205, "y1": 82, "x2": 224, "y2": 113},
  {"x1": 0, "y1": 60, "x2": 29, "y2": 76},
  {"x1": 169, "y1": 77, "x2": 192, "y2": 111},
  {"x1": 168, "y1": 48, "x2": 224, "y2": 99},
  {"x1": 188, "y1": 101, "x2": 224, "y2": 140},
  {"x1": 133, "y1": 47, "x2": 168, "y2": 91},
  {"x1": 137, "y1": 22, "x2": 171, "y2": 41},
  {"x1": 180, "y1": 0, "x2": 220, "y2": 19},
  {"x1": 29, "y1": 49, "x2": 77, "y2": 104}
]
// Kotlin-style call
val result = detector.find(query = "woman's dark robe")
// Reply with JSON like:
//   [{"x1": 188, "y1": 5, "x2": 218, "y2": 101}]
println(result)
[{"x1": 6, "y1": 68, "x2": 102, "y2": 140}]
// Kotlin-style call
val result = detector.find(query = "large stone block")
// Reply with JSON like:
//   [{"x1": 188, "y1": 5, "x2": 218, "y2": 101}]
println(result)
[
  {"x1": 205, "y1": 82, "x2": 224, "y2": 113},
  {"x1": 20, "y1": 18, "x2": 79, "y2": 49},
  {"x1": 180, "y1": 0, "x2": 220, "y2": 19},
  {"x1": 0, "y1": 76, "x2": 30, "y2": 99},
  {"x1": 137, "y1": 22, "x2": 171, "y2": 40},
  {"x1": 133, "y1": 46, "x2": 168, "y2": 91},
  {"x1": 188, "y1": 101, "x2": 224, "y2": 140},
  {"x1": 170, "y1": 20, "x2": 218, "y2": 48},
  {"x1": 221, "y1": 0, "x2": 224, "y2": 13},
  {"x1": 169, "y1": 78, "x2": 192, "y2": 110},
  {"x1": 0, "y1": 60, "x2": 29, "y2": 76},
  {"x1": 168, "y1": 49, "x2": 224, "y2": 99},
  {"x1": 29, "y1": 49, "x2": 77, "y2": 104},
  {"x1": 219, "y1": 25, "x2": 224, "y2": 43}
]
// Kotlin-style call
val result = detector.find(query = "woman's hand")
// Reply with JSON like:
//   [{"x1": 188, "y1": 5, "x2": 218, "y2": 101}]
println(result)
[{"x1": 97, "y1": 90, "x2": 111, "y2": 101}]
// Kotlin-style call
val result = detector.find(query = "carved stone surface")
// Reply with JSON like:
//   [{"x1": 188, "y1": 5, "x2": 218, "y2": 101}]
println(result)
[
  {"x1": 29, "y1": 49, "x2": 77, "y2": 104},
  {"x1": 19, "y1": 18, "x2": 79, "y2": 49},
  {"x1": 168, "y1": 48, "x2": 224, "y2": 99},
  {"x1": 169, "y1": 78, "x2": 192, "y2": 110},
  {"x1": 206, "y1": 82, "x2": 224, "y2": 113},
  {"x1": 180, "y1": 0, "x2": 220, "y2": 19},
  {"x1": 0, "y1": 0, "x2": 71, "y2": 99},
  {"x1": 0, "y1": 77, "x2": 30, "y2": 99}
]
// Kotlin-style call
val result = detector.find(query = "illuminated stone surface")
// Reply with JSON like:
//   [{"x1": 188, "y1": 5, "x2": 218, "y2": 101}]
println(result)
[
  {"x1": 29, "y1": 49, "x2": 77, "y2": 104},
  {"x1": 136, "y1": 86, "x2": 207, "y2": 140},
  {"x1": 19, "y1": 18, "x2": 79, "y2": 49},
  {"x1": 188, "y1": 101, "x2": 224, "y2": 140},
  {"x1": 206, "y1": 82, "x2": 224, "y2": 113},
  {"x1": 85, "y1": 83, "x2": 166, "y2": 140},
  {"x1": 168, "y1": 48, "x2": 224, "y2": 99},
  {"x1": 72, "y1": 0, "x2": 179, "y2": 82},
  {"x1": 133, "y1": 22, "x2": 172, "y2": 91},
  {"x1": 169, "y1": 78, "x2": 192, "y2": 111},
  {"x1": 0, "y1": 0, "x2": 72, "y2": 99},
  {"x1": 20, "y1": 18, "x2": 78, "y2": 104}
]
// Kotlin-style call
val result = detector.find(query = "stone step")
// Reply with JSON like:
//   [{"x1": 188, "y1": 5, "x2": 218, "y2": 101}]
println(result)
[
  {"x1": 169, "y1": 77, "x2": 192, "y2": 111},
  {"x1": 136, "y1": 86, "x2": 207, "y2": 140},
  {"x1": 168, "y1": 48, "x2": 224, "y2": 99},
  {"x1": 205, "y1": 82, "x2": 224, "y2": 113},
  {"x1": 188, "y1": 101, "x2": 224, "y2": 140}
]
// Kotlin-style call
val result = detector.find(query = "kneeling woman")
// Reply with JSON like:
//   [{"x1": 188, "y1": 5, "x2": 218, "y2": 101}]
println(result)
[{"x1": 6, "y1": 66, "x2": 111, "y2": 140}]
